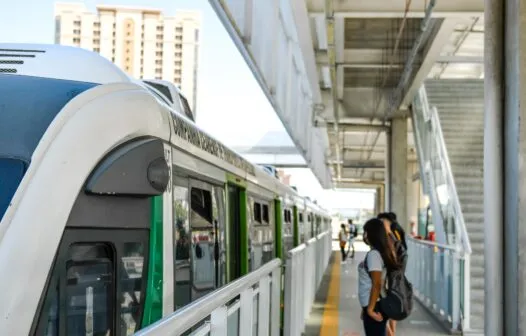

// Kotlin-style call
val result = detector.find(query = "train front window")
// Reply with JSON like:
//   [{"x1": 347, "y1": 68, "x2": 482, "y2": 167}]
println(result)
[
  {"x1": 66, "y1": 243, "x2": 114, "y2": 336},
  {"x1": 120, "y1": 242, "x2": 146, "y2": 335},
  {"x1": 33, "y1": 229, "x2": 149, "y2": 336},
  {"x1": 0, "y1": 158, "x2": 26, "y2": 220}
]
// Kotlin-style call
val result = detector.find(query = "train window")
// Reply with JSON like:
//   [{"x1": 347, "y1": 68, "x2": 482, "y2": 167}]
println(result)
[
  {"x1": 190, "y1": 184, "x2": 216, "y2": 302},
  {"x1": 191, "y1": 188, "x2": 212, "y2": 225},
  {"x1": 173, "y1": 184, "x2": 191, "y2": 309},
  {"x1": 253, "y1": 202, "x2": 262, "y2": 223},
  {"x1": 39, "y1": 280, "x2": 59, "y2": 335},
  {"x1": 120, "y1": 242, "x2": 146, "y2": 334},
  {"x1": 66, "y1": 243, "x2": 114, "y2": 336},
  {"x1": 262, "y1": 204, "x2": 269, "y2": 224},
  {"x1": 33, "y1": 229, "x2": 149, "y2": 336}
]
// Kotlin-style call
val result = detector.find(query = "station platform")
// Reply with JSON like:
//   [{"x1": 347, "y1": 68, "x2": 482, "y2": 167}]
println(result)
[{"x1": 304, "y1": 241, "x2": 449, "y2": 336}]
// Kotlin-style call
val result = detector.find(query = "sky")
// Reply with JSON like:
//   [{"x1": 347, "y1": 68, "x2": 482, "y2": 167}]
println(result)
[{"x1": 0, "y1": 0, "x2": 375, "y2": 210}]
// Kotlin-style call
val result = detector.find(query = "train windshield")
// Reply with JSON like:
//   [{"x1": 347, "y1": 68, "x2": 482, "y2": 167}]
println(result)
[{"x1": 0, "y1": 74, "x2": 98, "y2": 221}]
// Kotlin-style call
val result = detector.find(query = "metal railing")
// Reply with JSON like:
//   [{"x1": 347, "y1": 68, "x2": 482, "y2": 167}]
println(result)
[
  {"x1": 407, "y1": 238, "x2": 469, "y2": 331},
  {"x1": 136, "y1": 229, "x2": 333, "y2": 336},
  {"x1": 411, "y1": 85, "x2": 472, "y2": 330},
  {"x1": 135, "y1": 259, "x2": 282, "y2": 336},
  {"x1": 283, "y1": 231, "x2": 331, "y2": 335},
  {"x1": 412, "y1": 86, "x2": 471, "y2": 253}
]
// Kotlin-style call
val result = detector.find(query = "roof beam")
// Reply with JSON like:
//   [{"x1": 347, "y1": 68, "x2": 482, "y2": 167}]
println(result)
[
  {"x1": 326, "y1": 160, "x2": 385, "y2": 169},
  {"x1": 316, "y1": 50, "x2": 483, "y2": 67},
  {"x1": 400, "y1": 18, "x2": 460, "y2": 107},
  {"x1": 307, "y1": 0, "x2": 483, "y2": 17},
  {"x1": 325, "y1": 122, "x2": 389, "y2": 132}
]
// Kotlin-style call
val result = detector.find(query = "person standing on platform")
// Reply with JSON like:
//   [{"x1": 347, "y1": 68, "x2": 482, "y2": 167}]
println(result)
[
  {"x1": 339, "y1": 223, "x2": 348, "y2": 262},
  {"x1": 377, "y1": 212, "x2": 408, "y2": 336},
  {"x1": 347, "y1": 219, "x2": 357, "y2": 259},
  {"x1": 358, "y1": 218, "x2": 401, "y2": 336}
]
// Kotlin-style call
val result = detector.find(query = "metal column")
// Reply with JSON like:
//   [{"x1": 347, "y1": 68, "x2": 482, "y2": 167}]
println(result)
[{"x1": 484, "y1": 0, "x2": 505, "y2": 334}]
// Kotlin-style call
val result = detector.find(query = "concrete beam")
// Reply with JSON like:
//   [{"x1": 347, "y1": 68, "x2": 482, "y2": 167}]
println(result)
[
  {"x1": 307, "y1": 0, "x2": 484, "y2": 17},
  {"x1": 325, "y1": 122, "x2": 389, "y2": 132},
  {"x1": 317, "y1": 51, "x2": 483, "y2": 67},
  {"x1": 400, "y1": 18, "x2": 461, "y2": 107},
  {"x1": 326, "y1": 160, "x2": 385, "y2": 169}
]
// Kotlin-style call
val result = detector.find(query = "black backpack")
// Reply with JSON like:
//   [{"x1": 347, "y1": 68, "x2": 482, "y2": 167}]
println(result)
[
  {"x1": 364, "y1": 248, "x2": 413, "y2": 321},
  {"x1": 380, "y1": 266, "x2": 413, "y2": 320}
]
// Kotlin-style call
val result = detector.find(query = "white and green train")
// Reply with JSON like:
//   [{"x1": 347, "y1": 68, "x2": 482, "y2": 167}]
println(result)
[{"x1": 0, "y1": 44, "x2": 331, "y2": 335}]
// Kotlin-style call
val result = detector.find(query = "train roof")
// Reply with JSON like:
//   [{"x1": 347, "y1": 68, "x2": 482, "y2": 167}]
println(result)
[
  {"x1": 0, "y1": 44, "x2": 132, "y2": 84},
  {"x1": 0, "y1": 44, "x2": 330, "y2": 217}
]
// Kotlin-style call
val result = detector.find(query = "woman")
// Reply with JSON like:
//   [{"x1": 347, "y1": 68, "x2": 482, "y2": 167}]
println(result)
[
  {"x1": 358, "y1": 218, "x2": 400, "y2": 335},
  {"x1": 338, "y1": 223, "x2": 347, "y2": 262}
]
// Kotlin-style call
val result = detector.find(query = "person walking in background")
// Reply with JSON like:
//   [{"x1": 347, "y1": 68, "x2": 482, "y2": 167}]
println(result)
[
  {"x1": 347, "y1": 219, "x2": 357, "y2": 259},
  {"x1": 339, "y1": 223, "x2": 348, "y2": 262}
]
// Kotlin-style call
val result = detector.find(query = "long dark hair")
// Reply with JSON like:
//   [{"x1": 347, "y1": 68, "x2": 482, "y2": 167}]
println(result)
[{"x1": 363, "y1": 218, "x2": 400, "y2": 270}]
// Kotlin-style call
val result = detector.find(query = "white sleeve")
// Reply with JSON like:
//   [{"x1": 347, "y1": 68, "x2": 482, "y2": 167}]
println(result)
[{"x1": 366, "y1": 250, "x2": 384, "y2": 272}]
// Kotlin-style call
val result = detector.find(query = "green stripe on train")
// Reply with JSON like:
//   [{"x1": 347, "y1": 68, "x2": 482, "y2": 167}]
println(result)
[{"x1": 142, "y1": 196, "x2": 164, "y2": 327}]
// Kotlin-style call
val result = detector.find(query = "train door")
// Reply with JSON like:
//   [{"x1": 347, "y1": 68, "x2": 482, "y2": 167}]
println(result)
[
  {"x1": 227, "y1": 184, "x2": 248, "y2": 280},
  {"x1": 30, "y1": 138, "x2": 169, "y2": 336},
  {"x1": 172, "y1": 177, "x2": 226, "y2": 309},
  {"x1": 188, "y1": 180, "x2": 223, "y2": 301}
]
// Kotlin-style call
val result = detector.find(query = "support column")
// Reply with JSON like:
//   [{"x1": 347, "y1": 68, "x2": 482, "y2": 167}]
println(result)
[
  {"x1": 492, "y1": 0, "x2": 526, "y2": 334},
  {"x1": 485, "y1": 0, "x2": 505, "y2": 334},
  {"x1": 375, "y1": 185, "x2": 385, "y2": 215},
  {"x1": 390, "y1": 117, "x2": 408, "y2": 230}
]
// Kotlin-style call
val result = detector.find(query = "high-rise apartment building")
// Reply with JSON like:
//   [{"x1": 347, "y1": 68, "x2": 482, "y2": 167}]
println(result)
[{"x1": 54, "y1": 2, "x2": 200, "y2": 114}]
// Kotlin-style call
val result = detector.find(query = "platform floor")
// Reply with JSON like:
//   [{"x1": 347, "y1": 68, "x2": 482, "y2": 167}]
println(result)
[{"x1": 305, "y1": 241, "x2": 450, "y2": 336}]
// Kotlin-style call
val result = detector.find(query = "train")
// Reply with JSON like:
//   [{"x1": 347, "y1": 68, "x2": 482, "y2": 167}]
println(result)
[{"x1": 0, "y1": 44, "x2": 332, "y2": 335}]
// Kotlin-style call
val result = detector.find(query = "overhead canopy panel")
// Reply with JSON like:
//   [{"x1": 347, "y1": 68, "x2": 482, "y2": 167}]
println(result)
[{"x1": 208, "y1": 0, "x2": 331, "y2": 188}]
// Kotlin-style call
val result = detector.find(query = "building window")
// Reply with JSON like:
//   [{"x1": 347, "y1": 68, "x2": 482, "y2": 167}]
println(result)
[
  {"x1": 176, "y1": 27, "x2": 183, "y2": 33},
  {"x1": 175, "y1": 52, "x2": 182, "y2": 57},
  {"x1": 195, "y1": 29, "x2": 199, "y2": 42},
  {"x1": 176, "y1": 35, "x2": 182, "y2": 41},
  {"x1": 74, "y1": 20, "x2": 81, "y2": 26},
  {"x1": 156, "y1": 43, "x2": 162, "y2": 48},
  {"x1": 155, "y1": 60, "x2": 162, "y2": 65},
  {"x1": 175, "y1": 61, "x2": 182, "y2": 67},
  {"x1": 93, "y1": 39, "x2": 100, "y2": 44},
  {"x1": 157, "y1": 26, "x2": 163, "y2": 31},
  {"x1": 73, "y1": 29, "x2": 80, "y2": 34},
  {"x1": 73, "y1": 38, "x2": 80, "y2": 43},
  {"x1": 175, "y1": 43, "x2": 182, "y2": 49}
]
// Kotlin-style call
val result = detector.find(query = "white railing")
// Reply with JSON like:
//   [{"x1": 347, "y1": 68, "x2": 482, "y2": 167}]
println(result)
[
  {"x1": 136, "y1": 229, "x2": 333, "y2": 336},
  {"x1": 407, "y1": 238, "x2": 470, "y2": 331},
  {"x1": 283, "y1": 231, "x2": 331, "y2": 335},
  {"x1": 135, "y1": 259, "x2": 282, "y2": 336},
  {"x1": 411, "y1": 86, "x2": 472, "y2": 330}
]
